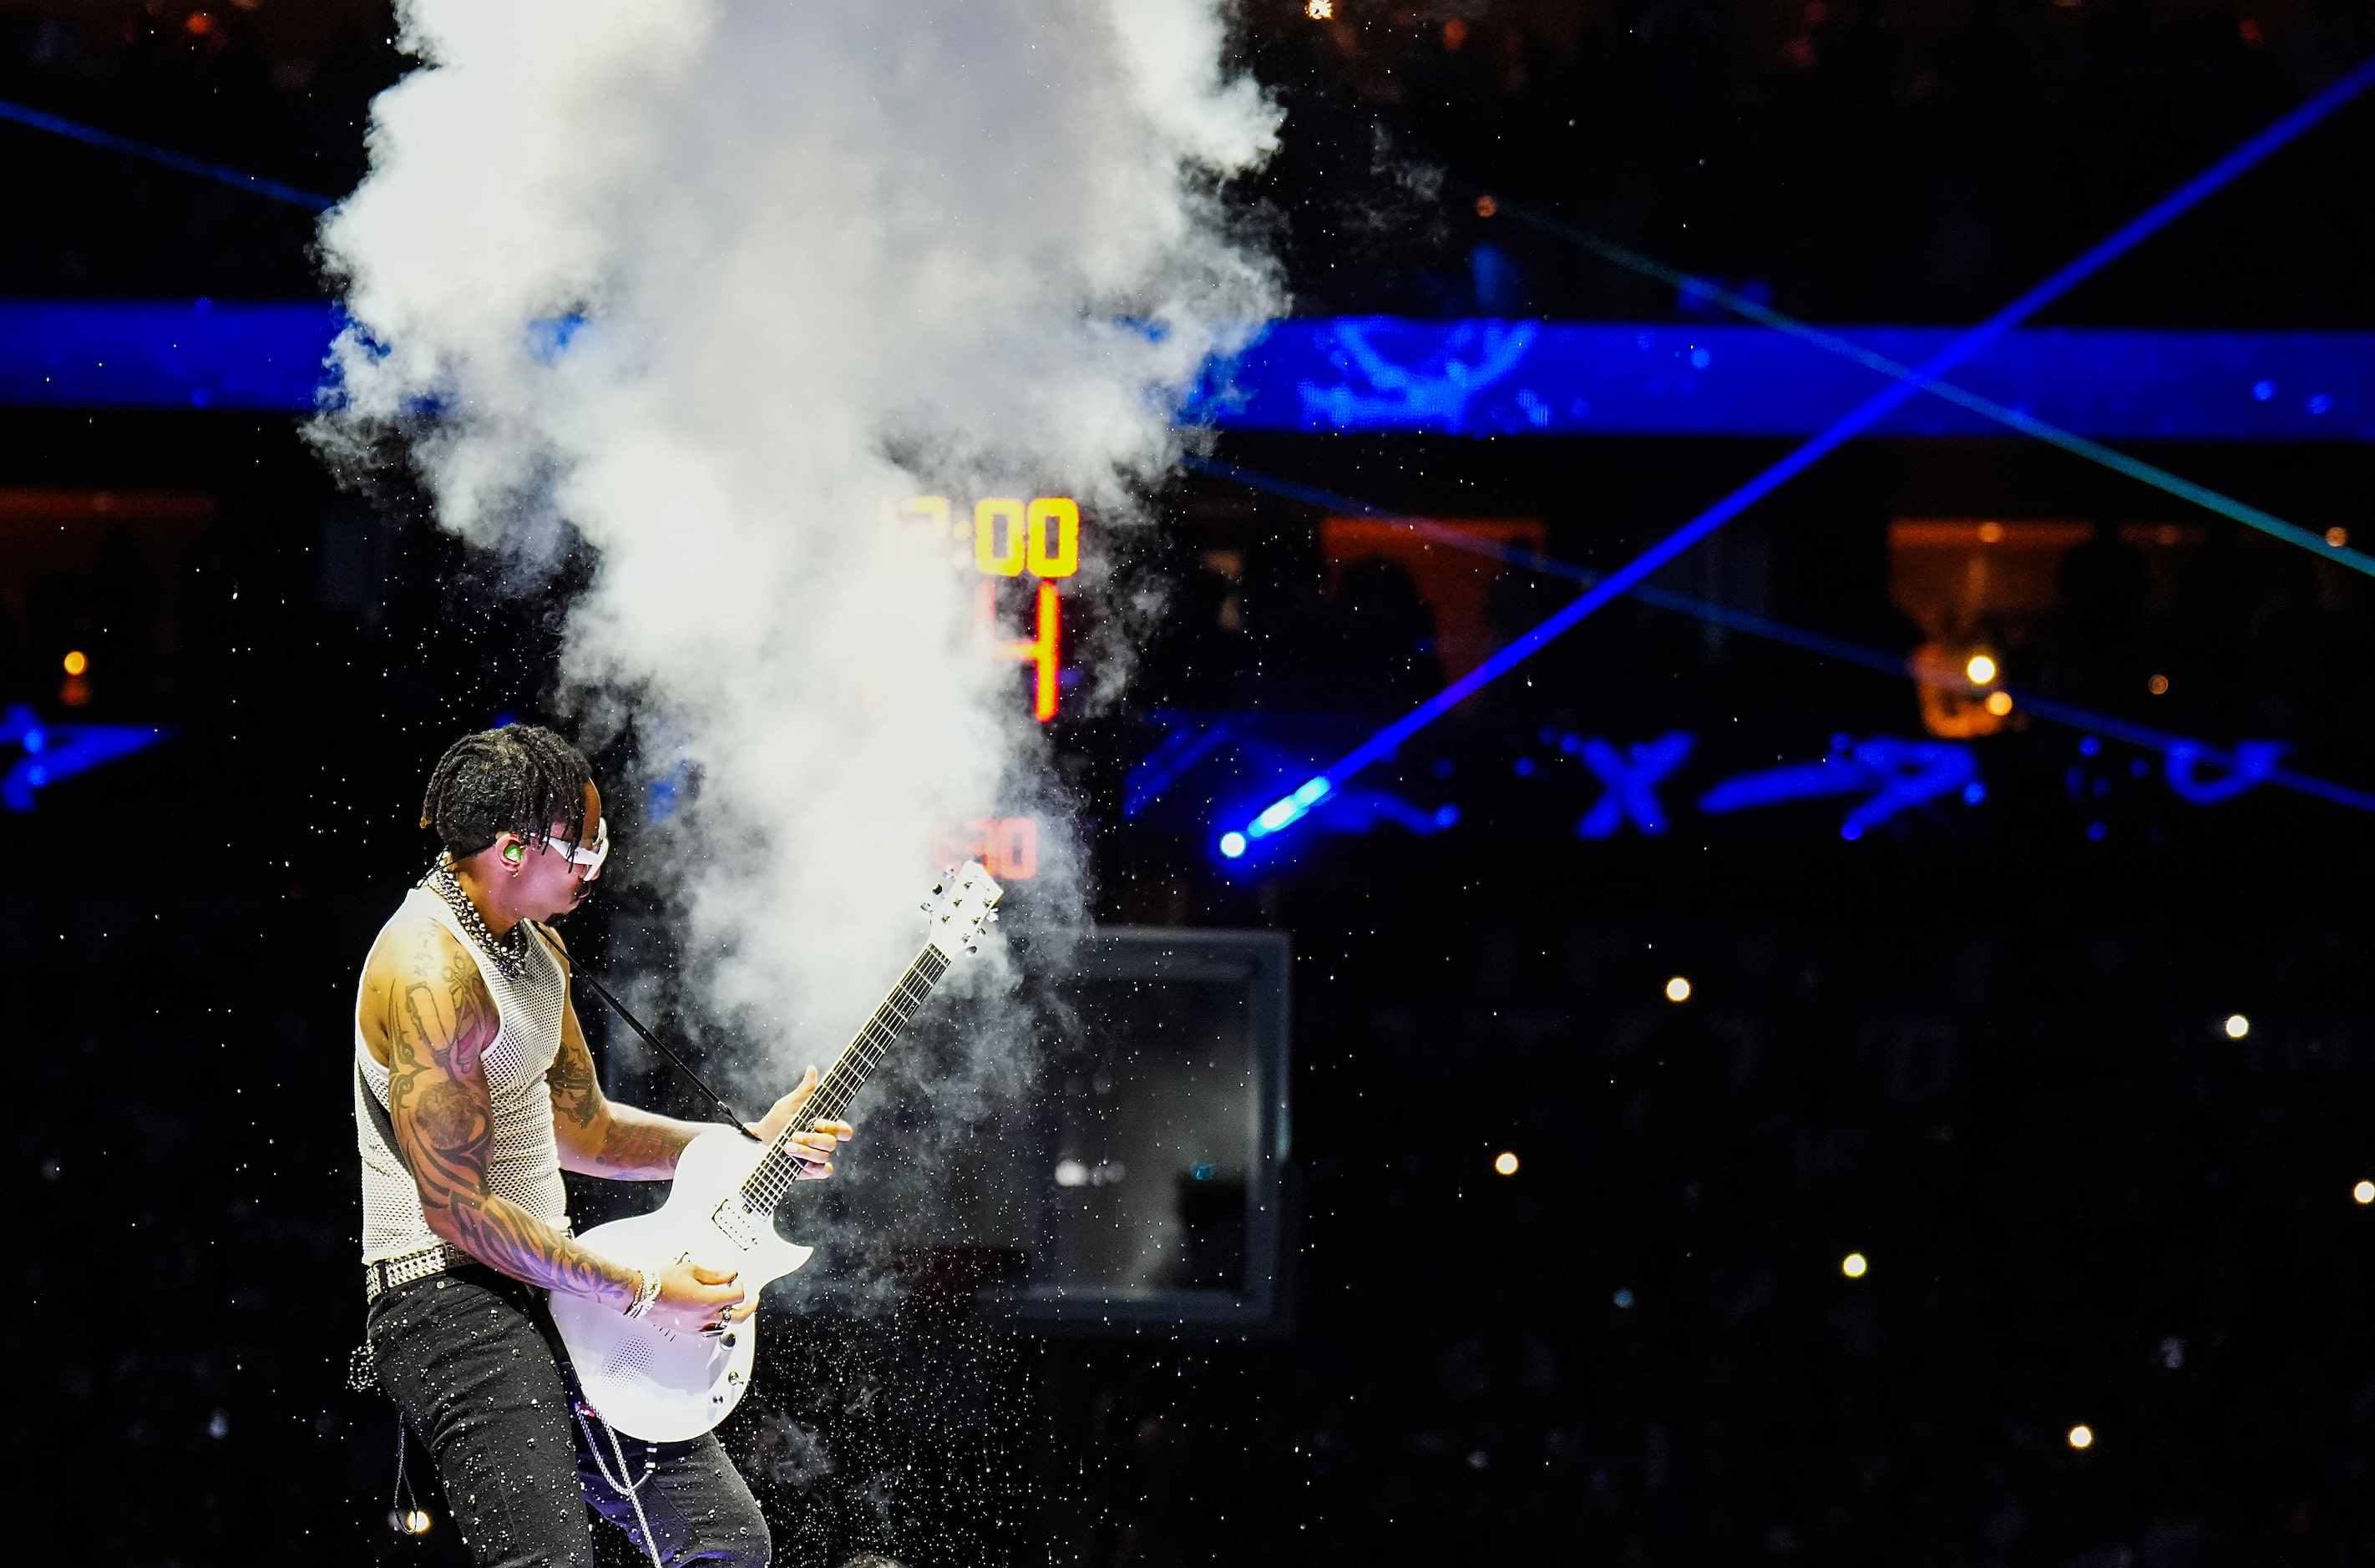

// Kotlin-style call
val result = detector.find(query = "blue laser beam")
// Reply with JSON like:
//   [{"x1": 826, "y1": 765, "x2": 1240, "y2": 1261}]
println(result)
[
  {"x1": 1223, "y1": 52, "x2": 2375, "y2": 852},
  {"x1": 0, "y1": 96, "x2": 335, "y2": 211},
  {"x1": 1496, "y1": 203, "x2": 2375, "y2": 576},
  {"x1": 1184, "y1": 456, "x2": 2375, "y2": 822}
]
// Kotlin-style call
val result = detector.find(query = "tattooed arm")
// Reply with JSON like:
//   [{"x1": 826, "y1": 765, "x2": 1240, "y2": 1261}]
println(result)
[
  {"x1": 542, "y1": 959, "x2": 706, "y2": 1180},
  {"x1": 363, "y1": 922, "x2": 646, "y2": 1308},
  {"x1": 536, "y1": 923, "x2": 853, "y2": 1181}
]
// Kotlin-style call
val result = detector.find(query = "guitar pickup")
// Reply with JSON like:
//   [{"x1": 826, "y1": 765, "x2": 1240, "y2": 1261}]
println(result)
[{"x1": 709, "y1": 1198, "x2": 760, "y2": 1248}]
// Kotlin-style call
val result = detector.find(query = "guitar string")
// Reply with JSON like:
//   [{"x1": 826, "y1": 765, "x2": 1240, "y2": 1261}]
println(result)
[
  {"x1": 737, "y1": 944, "x2": 953, "y2": 1210},
  {"x1": 745, "y1": 952, "x2": 944, "y2": 1205},
  {"x1": 745, "y1": 949, "x2": 947, "y2": 1205}
]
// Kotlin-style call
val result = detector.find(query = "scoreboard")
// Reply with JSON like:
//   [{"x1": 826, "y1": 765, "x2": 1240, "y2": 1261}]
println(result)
[
  {"x1": 895, "y1": 493, "x2": 1083, "y2": 884},
  {"x1": 894, "y1": 494, "x2": 1080, "y2": 723}
]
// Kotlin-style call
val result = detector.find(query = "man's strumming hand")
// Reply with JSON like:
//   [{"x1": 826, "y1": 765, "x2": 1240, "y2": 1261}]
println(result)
[{"x1": 651, "y1": 1262, "x2": 752, "y2": 1335}]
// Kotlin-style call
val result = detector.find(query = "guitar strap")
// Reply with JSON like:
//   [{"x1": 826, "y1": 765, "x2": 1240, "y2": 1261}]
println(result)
[{"x1": 541, "y1": 930, "x2": 759, "y2": 1142}]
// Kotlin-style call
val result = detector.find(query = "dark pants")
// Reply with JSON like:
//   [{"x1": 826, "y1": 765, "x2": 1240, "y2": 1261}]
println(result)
[{"x1": 367, "y1": 1265, "x2": 771, "y2": 1568}]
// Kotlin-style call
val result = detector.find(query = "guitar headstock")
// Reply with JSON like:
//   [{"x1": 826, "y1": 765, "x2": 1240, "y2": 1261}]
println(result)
[{"x1": 922, "y1": 860, "x2": 1004, "y2": 959}]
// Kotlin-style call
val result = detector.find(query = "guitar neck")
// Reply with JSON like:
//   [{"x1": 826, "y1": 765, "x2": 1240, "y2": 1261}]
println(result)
[{"x1": 737, "y1": 943, "x2": 952, "y2": 1211}]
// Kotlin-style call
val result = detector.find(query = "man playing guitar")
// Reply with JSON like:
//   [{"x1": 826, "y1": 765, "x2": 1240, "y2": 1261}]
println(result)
[{"x1": 355, "y1": 723, "x2": 849, "y2": 1566}]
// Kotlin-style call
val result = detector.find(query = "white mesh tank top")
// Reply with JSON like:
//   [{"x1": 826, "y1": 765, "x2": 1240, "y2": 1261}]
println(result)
[{"x1": 353, "y1": 882, "x2": 572, "y2": 1264}]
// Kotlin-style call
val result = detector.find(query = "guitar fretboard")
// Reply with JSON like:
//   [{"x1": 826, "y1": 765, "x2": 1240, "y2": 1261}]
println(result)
[{"x1": 737, "y1": 943, "x2": 951, "y2": 1212}]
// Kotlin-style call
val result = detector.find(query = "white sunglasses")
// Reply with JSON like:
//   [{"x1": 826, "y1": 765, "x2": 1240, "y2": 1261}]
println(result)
[{"x1": 517, "y1": 818, "x2": 609, "y2": 880}]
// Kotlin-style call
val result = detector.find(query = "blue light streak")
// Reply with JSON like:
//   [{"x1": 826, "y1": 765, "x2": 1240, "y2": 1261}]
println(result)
[
  {"x1": 1497, "y1": 204, "x2": 2375, "y2": 577},
  {"x1": 1219, "y1": 52, "x2": 2375, "y2": 852},
  {"x1": 0, "y1": 96, "x2": 336, "y2": 211}
]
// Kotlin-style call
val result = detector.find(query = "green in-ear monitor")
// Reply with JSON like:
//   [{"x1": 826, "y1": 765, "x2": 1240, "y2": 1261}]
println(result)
[{"x1": 504, "y1": 844, "x2": 524, "y2": 864}]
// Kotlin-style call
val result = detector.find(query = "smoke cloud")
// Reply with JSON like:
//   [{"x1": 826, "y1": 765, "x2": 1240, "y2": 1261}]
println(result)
[{"x1": 316, "y1": 1, "x2": 1278, "y2": 1125}]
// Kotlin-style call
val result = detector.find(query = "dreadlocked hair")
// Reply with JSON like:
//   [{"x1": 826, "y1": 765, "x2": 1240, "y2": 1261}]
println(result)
[{"x1": 419, "y1": 724, "x2": 593, "y2": 860}]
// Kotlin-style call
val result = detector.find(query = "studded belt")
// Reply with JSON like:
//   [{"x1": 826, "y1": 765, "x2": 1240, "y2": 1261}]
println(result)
[{"x1": 364, "y1": 1242, "x2": 469, "y2": 1302}]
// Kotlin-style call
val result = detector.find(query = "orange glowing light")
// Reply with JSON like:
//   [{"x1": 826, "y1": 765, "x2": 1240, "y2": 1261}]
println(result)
[
  {"x1": 1442, "y1": 17, "x2": 1469, "y2": 48},
  {"x1": 1305, "y1": 0, "x2": 1331, "y2": 17},
  {"x1": 977, "y1": 580, "x2": 1061, "y2": 722},
  {"x1": 1985, "y1": 690, "x2": 2014, "y2": 716},
  {"x1": 2327, "y1": 527, "x2": 2351, "y2": 549},
  {"x1": 1493, "y1": 1151, "x2": 1518, "y2": 1176},
  {"x1": 2147, "y1": 674, "x2": 2170, "y2": 695},
  {"x1": 61, "y1": 650, "x2": 89, "y2": 676},
  {"x1": 1474, "y1": 195, "x2": 1498, "y2": 219}
]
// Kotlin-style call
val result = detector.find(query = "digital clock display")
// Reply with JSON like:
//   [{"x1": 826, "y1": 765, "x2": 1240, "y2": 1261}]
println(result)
[{"x1": 896, "y1": 494, "x2": 1080, "y2": 723}]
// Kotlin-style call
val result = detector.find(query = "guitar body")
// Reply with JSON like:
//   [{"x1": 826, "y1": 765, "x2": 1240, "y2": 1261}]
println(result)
[
  {"x1": 549, "y1": 1127, "x2": 813, "y2": 1442},
  {"x1": 549, "y1": 861, "x2": 1002, "y2": 1444}
]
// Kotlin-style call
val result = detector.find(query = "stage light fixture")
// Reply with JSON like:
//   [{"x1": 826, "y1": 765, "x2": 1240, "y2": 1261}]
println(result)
[
  {"x1": 2225, "y1": 1013, "x2": 2251, "y2": 1039},
  {"x1": 1965, "y1": 653, "x2": 1997, "y2": 685},
  {"x1": 2068, "y1": 1425, "x2": 2094, "y2": 1450},
  {"x1": 2330, "y1": 528, "x2": 2352, "y2": 548},
  {"x1": 1305, "y1": 0, "x2": 1331, "y2": 16},
  {"x1": 1985, "y1": 690, "x2": 2014, "y2": 716},
  {"x1": 2148, "y1": 674, "x2": 2170, "y2": 695},
  {"x1": 2354, "y1": 1181, "x2": 2373, "y2": 1205},
  {"x1": 61, "y1": 650, "x2": 87, "y2": 675},
  {"x1": 403, "y1": 1510, "x2": 433, "y2": 1535},
  {"x1": 1665, "y1": 976, "x2": 1691, "y2": 1002},
  {"x1": 1494, "y1": 1151, "x2": 1519, "y2": 1176},
  {"x1": 1613, "y1": 1288, "x2": 1635, "y2": 1308},
  {"x1": 1841, "y1": 1252, "x2": 1867, "y2": 1278},
  {"x1": 1218, "y1": 831, "x2": 1247, "y2": 860}
]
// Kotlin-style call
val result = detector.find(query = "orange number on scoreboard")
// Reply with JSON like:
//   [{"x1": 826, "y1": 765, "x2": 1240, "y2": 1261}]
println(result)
[
  {"x1": 973, "y1": 816, "x2": 1039, "y2": 880},
  {"x1": 976, "y1": 579, "x2": 1060, "y2": 722}
]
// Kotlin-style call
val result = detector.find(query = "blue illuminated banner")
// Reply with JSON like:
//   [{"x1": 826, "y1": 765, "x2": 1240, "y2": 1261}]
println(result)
[
  {"x1": 0, "y1": 300, "x2": 337, "y2": 410},
  {"x1": 1125, "y1": 710, "x2": 2308, "y2": 858},
  {"x1": 3, "y1": 301, "x2": 2373, "y2": 440},
  {"x1": 1194, "y1": 318, "x2": 2375, "y2": 441}
]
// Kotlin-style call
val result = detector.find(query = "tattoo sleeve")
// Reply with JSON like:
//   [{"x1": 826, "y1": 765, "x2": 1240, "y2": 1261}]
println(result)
[
  {"x1": 377, "y1": 930, "x2": 643, "y2": 1308},
  {"x1": 544, "y1": 980, "x2": 705, "y2": 1181}
]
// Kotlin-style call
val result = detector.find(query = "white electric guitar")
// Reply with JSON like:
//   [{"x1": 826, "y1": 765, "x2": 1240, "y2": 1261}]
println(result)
[{"x1": 550, "y1": 862, "x2": 1002, "y2": 1441}]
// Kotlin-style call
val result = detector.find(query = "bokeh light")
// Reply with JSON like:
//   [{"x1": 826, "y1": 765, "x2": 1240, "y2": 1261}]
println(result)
[
  {"x1": 1494, "y1": 1151, "x2": 1519, "y2": 1176},
  {"x1": 2225, "y1": 1014, "x2": 2251, "y2": 1039},
  {"x1": 2068, "y1": 1425, "x2": 2094, "y2": 1449},
  {"x1": 1841, "y1": 1252, "x2": 1868, "y2": 1278},
  {"x1": 1965, "y1": 653, "x2": 1998, "y2": 685},
  {"x1": 1665, "y1": 975, "x2": 1692, "y2": 1003}
]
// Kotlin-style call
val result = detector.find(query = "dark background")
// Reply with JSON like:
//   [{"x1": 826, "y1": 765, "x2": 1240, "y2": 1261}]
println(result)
[{"x1": 10, "y1": 2, "x2": 2375, "y2": 1565}]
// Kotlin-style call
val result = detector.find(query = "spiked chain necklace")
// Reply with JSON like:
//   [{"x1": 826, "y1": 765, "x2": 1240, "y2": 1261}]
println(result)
[{"x1": 424, "y1": 855, "x2": 530, "y2": 983}]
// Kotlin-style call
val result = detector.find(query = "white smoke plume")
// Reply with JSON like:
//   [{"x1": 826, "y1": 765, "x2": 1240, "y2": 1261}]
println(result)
[{"x1": 315, "y1": 2, "x2": 1278, "y2": 1090}]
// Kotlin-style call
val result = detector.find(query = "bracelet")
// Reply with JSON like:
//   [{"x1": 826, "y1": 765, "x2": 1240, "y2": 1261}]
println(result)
[{"x1": 625, "y1": 1267, "x2": 661, "y2": 1320}]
